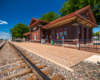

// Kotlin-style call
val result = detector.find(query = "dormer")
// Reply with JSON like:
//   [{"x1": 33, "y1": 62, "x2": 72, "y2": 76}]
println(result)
[
  {"x1": 28, "y1": 18, "x2": 49, "y2": 29},
  {"x1": 77, "y1": 5, "x2": 97, "y2": 25},
  {"x1": 81, "y1": 13, "x2": 88, "y2": 19}
]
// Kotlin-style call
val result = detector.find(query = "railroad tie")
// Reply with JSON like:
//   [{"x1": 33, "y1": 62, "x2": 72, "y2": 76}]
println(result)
[
  {"x1": 0, "y1": 56, "x2": 19, "y2": 61},
  {"x1": 29, "y1": 58, "x2": 34, "y2": 61},
  {"x1": 43, "y1": 68, "x2": 54, "y2": 75},
  {"x1": 0, "y1": 58, "x2": 21, "y2": 65},
  {"x1": 51, "y1": 74, "x2": 65, "y2": 80},
  {"x1": 24, "y1": 54, "x2": 29, "y2": 56},
  {"x1": 13, "y1": 53, "x2": 19, "y2": 57},
  {"x1": 0, "y1": 64, "x2": 26, "y2": 74},
  {"x1": 37, "y1": 64, "x2": 47, "y2": 69},
  {"x1": 0, "y1": 60, "x2": 23, "y2": 68},
  {"x1": 26, "y1": 56, "x2": 32, "y2": 59},
  {"x1": 0, "y1": 69, "x2": 31, "y2": 80},
  {"x1": 32, "y1": 61, "x2": 40, "y2": 64},
  {"x1": 25, "y1": 76, "x2": 38, "y2": 80}
]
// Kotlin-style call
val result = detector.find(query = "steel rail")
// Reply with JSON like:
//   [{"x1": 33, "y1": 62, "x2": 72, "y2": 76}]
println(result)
[
  {"x1": 9, "y1": 42, "x2": 50, "y2": 80},
  {"x1": 0, "y1": 41, "x2": 6, "y2": 50}
]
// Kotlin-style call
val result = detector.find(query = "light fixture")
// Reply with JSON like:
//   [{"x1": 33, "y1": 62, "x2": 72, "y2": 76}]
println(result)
[
  {"x1": 46, "y1": 27, "x2": 49, "y2": 29},
  {"x1": 86, "y1": 23, "x2": 88, "y2": 26},
  {"x1": 72, "y1": 22, "x2": 79, "y2": 26}
]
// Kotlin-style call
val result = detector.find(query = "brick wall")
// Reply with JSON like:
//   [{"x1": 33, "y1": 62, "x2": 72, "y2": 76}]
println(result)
[
  {"x1": 79, "y1": 23, "x2": 92, "y2": 39},
  {"x1": 30, "y1": 26, "x2": 41, "y2": 43},
  {"x1": 47, "y1": 23, "x2": 78, "y2": 40},
  {"x1": 25, "y1": 35, "x2": 30, "y2": 42},
  {"x1": 45, "y1": 23, "x2": 93, "y2": 45},
  {"x1": 29, "y1": 22, "x2": 93, "y2": 45}
]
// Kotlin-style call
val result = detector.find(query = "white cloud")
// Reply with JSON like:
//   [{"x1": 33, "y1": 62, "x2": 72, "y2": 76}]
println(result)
[
  {"x1": 0, "y1": 20, "x2": 8, "y2": 24},
  {"x1": 0, "y1": 32, "x2": 11, "y2": 40}
]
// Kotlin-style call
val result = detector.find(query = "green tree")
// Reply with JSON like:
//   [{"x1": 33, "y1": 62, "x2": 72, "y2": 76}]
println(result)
[
  {"x1": 95, "y1": 32, "x2": 99, "y2": 37},
  {"x1": 93, "y1": 33, "x2": 95, "y2": 36},
  {"x1": 59, "y1": 0, "x2": 100, "y2": 25},
  {"x1": 0, "y1": 39, "x2": 3, "y2": 41},
  {"x1": 39, "y1": 11, "x2": 60, "y2": 22},
  {"x1": 9, "y1": 23, "x2": 30, "y2": 38}
]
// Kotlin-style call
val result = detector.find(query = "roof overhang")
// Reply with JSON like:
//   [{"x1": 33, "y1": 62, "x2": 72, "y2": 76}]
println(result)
[
  {"x1": 42, "y1": 15, "x2": 98, "y2": 29},
  {"x1": 28, "y1": 19, "x2": 49, "y2": 28},
  {"x1": 76, "y1": 14, "x2": 98, "y2": 28},
  {"x1": 23, "y1": 32, "x2": 30, "y2": 36},
  {"x1": 42, "y1": 16, "x2": 77, "y2": 29}
]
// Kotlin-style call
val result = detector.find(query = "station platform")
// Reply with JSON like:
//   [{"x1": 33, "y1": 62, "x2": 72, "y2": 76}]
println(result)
[{"x1": 11, "y1": 42, "x2": 95, "y2": 71}]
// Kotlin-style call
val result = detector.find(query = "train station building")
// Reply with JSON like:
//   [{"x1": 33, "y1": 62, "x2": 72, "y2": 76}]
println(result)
[{"x1": 23, "y1": 5, "x2": 98, "y2": 46}]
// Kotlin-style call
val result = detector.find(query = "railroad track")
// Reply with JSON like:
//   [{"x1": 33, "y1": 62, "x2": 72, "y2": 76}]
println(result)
[
  {"x1": 0, "y1": 41, "x2": 5, "y2": 49},
  {"x1": 0, "y1": 42, "x2": 65, "y2": 80}
]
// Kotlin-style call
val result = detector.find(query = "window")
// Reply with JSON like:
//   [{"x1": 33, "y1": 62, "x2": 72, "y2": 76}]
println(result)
[
  {"x1": 56, "y1": 33, "x2": 59, "y2": 39},
  {"x1": 64, "y1": 31, "x2": 67, "y2": 39},
  {"x1": 78, "y1": 26, "x2": 81, "y2": 39},
  {"x1": 81, "y1": 14, "x2": 88, "y2": 19},
  {"x1": 59, "y1": 28, "x2": 63, "y2": 31},
  {"x1": 34, "y1": 35, "x2": 36, "y2": 40},
  {"x1": 56, "y1": 29, "x2": 58, "y2": 32},
  {"x1": 78, "y1": 27, "x2": 80, "y2": 30},
  {"x1": 64, "y1": 27, "x2": 67, "y2": 30},
  {"x1": 59, "y1": 32, "x2": 63, "y2": 39},
  {"x1": 56, "y1": 27, "x2": 67, "y2": 39}
]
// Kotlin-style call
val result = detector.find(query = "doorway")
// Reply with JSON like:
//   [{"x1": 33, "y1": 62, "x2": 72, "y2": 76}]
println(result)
[
  {"x1": 48, "y1": 31, "x2": 51, "y2": 43},
  {"x1": 84, "y1": 28, "x2": 87, "y2": 44},
  {"x1": 43, "y1": 30, "x2": 45, "y2": 39}
]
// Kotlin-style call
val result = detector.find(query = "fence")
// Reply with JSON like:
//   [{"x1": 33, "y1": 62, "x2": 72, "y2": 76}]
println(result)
[
  {"x1": 12, "y1": 38, "x2": 25, "y2": 42},
  {"x1": 79, "y1": 39, "x2": 100, "y2": 53}
]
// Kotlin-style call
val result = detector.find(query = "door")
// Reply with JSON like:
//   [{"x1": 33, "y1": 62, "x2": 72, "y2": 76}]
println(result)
[
  {"x1": 43, "y1": 30, "x2": 45, "y2": 39},
  {"x1": 84, "y1": 28, "x2": 86, "y2": 44},
  {"x1": 48, "y1": 31, "x2": 51, "y2": 43}
]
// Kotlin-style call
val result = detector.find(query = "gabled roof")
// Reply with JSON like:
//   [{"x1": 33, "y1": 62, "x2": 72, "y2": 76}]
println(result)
[
  {"x1": 28, "y1": 18, "x2": 49, "y2": 28},
  {"x1": 42, "y1": 5, "x2": 98, "y2": 29},
  {"x1": 23, "y1": 31, "x2": 30, "y2": 36}
]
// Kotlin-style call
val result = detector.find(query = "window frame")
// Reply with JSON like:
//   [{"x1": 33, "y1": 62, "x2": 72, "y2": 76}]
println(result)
[
  {"x1": 78, "y1": 26, "x2": 81, "y2": 39},
  {"x1": 56, "y1": 27, "x2": 67, "y2": 40}
]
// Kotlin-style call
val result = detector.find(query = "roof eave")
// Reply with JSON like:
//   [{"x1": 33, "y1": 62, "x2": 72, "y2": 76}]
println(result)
[
  {"x1": 76, "y1": 14, "x2": 98, "y2": 27},
  {"x1": 42, "y1": 13, "x2": 77, "y2": 29},
  {"x1": 28, "y1": 20, "x2": 49, "y2": 29}
]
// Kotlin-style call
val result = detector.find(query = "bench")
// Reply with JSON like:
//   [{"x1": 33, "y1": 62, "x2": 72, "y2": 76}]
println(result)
[{"x1": 55, "y1": 41, "x2": 62, "y2": 44}]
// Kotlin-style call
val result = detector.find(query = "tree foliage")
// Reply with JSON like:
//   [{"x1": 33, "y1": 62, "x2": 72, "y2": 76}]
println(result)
[
  {"x1": 93, "y1": 33, "x2": 95, "y2": 36},
  {"x1": 9, "y1": 23, "x2": 30, "y2": 38},
  {"x1": 0, "y1": 39, "x2": 3, "y2": 41},
  {"x1": 39, "y1": 11, "x2": 60, "y2": 22},
  {"x1": 95, "y1": 32, "x2": 99, "y2": 36},
  {"x1": 93, "y1": 32, "x2": 99, "y2": 36},
  {"x1": 59, "y1": 0, "x2": 100, "y2": 25}
]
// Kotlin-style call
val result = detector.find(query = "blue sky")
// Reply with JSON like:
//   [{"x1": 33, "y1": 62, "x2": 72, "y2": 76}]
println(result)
[{"x1": 0, "y1": 0, "x2": 99, "y2": 39}]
